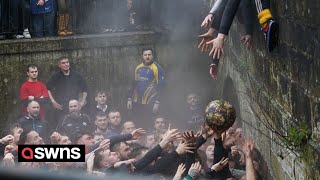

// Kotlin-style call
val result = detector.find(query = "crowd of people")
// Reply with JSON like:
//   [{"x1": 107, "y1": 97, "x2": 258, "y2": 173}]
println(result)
[
  {"x1": 0, "y1": 0, "x2": 202, "y2": 40},
  {"x1": 0, "y1": 0, "x2": 280, "y2": 179},
  {"x1": 0, "y1": 48, "x2": 265, "y2": 179}
]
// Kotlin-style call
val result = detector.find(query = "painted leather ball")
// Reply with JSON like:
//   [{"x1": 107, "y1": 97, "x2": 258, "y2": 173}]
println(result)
[{"x1": 205, "y1": 100, "x2": 236, "y2": 132}]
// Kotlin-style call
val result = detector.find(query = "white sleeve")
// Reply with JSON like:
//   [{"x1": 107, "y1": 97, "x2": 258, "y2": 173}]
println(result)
[{"x1": 209, "y1": 0, "x2": 224, "y2": 14}]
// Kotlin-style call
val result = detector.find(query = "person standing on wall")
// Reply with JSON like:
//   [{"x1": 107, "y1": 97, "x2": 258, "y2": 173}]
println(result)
[{"x1": 127, "y1": 48, "x2": 165, "y2": 129}]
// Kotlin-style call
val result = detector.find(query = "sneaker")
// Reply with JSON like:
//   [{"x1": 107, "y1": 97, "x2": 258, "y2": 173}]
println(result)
[
  {"x1": 23, "y1": 28, "x2": 31, "y2": 39},
  {"x1": 262, "y1": 20, "x2": 279, "y2": 52},
  {"x1": 16, "y1": 34, "x2": 24, "y2": 39}
]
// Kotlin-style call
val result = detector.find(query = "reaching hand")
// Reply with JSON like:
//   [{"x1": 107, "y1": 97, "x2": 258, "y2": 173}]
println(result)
[
  {"x1": 4, "y1": 145, "x2": 15, "y2": 156},
  {"x1": 131, "y1": 128, "x2": 146, "y2": 140},
  {"x1": 198, "y1": 28, "x2": 215, "y2": 52},
  {"x1": 230, "y1": 145, "x2": 239, "y2": 157},
  {"x1": 99, "y1": 139, "x2": 110, "y2": 150},
  {"x1": 173, "y1": 163, "x2": 186, "y2": 180},
  {"x1": 211, "y1": 157, "x2": 229, "y2": 172},
  {"x1": 240, "y1": 35, "x2": 253, "y2": 49},
  {"x1": 242, "y1": 139, "x2": 254, "y2": 158},
  {"x1": 175, "y1": 141, "x2": 196, "y2": 155},
  {"x1": 182, "y1": 131, "x2": 196, "y2": 144},
  {"x1": 188, "y1": 161, "x2": 202, "y2": 178},
  {"x1": 208, "y1": 34, "x2": 225, "y2": 59},
  {"x1": 86, "y1": 154, "x2": 95, "y2": 172},
  {"x1": 3, "y1": 153, "x2": 15, "y2": 167},
  {"x1": 222, "y1": 130, "x2": 241, "y2": 149},
  {"x1": 201, "y1": 14, "x2": 214, "y2": 28},
  {"x1": 201, "y1": 123, "x2": 215, "y2": 140},
  {"x1": 209, "y1": 63, "x2": 218, "y2": 80},
  {"x1": 1, "y1": 135, "x2": 14, "y2": 145},
  {"x1": 159, "y1": 126, "x2": 180, "y2": 148}
]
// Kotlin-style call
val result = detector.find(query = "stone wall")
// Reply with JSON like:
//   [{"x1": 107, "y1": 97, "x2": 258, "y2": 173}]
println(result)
[
  {"x1": 216, "y1": 0, "x2": 320, "y2": 179},
  {"x1": 0, "y1": 31, "x2": 216, "y2": 133}
]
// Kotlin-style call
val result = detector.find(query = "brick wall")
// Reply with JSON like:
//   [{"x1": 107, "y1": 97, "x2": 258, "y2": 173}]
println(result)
[{"x1": 216, "y1": 0, "x2": 320, "y2": 179}]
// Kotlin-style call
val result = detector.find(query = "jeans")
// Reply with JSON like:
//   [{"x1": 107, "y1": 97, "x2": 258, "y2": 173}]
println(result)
[{"x1": 32, "y1": 10, "x2": 55, "y2": 37}]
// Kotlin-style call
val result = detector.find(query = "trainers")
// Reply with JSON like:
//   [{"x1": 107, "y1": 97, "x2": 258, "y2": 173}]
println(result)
[
  {"x1": 16, "y1": 34, "x2": 24, "y2": 39},
  {"x1": 23, "y1": 28, "x2": 31, "y2": 39},
  {"x1": 262, "y1": 20, "x2": 279, "y2": 52}
]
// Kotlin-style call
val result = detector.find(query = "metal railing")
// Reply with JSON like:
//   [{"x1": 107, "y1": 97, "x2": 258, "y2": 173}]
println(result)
[{"x1": 0, "y1": 0, "x2": 204, "y2": 39}]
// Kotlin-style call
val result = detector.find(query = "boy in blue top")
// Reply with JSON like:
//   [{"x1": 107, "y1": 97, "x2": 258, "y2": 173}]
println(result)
[{"x1": 31, "y1": 0, "x2": 55, "y2": 37}]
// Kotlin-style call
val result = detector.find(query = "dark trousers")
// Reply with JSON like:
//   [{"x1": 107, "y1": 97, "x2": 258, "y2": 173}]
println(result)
[
  {"x1": 132, "y1": 103, "x2": 155, "y2": 130},
  {"x1": 8, "y1": 0, "x2": 31, "y2": 35},
  {"x1": 32, "y1": 10, "x2": 55, "y2": 37}
]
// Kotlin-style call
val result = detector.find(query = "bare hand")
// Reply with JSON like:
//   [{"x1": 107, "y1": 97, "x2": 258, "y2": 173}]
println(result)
[
  {"x1": 242, "y1": 139, "x2": 254, "y2": 158},
  {"x1": 240, "y1": 35, "x2": 253, "y2": 49},
  {"x1": 208, "y1": 34, "x2": 225, "y2": 59},
  {"x1": 127, "y1": 100, "x2": 132, "y2": 110},
  {"x1": 3, "y1": 153, "x2": 15, "y2": 167},
  {"x1": 198, "y1": 28, "x2": 215, "y2": 52},
  {"x1": 173, "y1": 163, "x2": 186, "y2": 180},
  {"x1": 223, "y1": 130, "x2": 241, "y2": 148},
  {"x1": 28, "y1": 96, "x2": 35, "y2": 100},
  {"x1": 231, "y1": 145, "x2": 239, "y2": 157},
  {"x1": 4, "y1": 145, "x2": 15, "y2": 156},
  {"x1": 209, "y1": 63, "x2": 218, "y2": 80},
  {"x1": 201, "y1": 123, "x2": 214, "y2": 140},
  {"x1": 175, "y1": 141, "x2": 196, "y2": 155},
  {"x1": 153, "y1": 103, "x2": 159, "y2": 114},
  {"x1": 87, "y1": 154, "x2": 95, "y2": 172},
  {"x1": 37, "y1": 0, "x2": 44, "y2": 6},
  {"x1": 188, "y1": 161, "x2": 202, "y2": 178},
  {"x1": 99, "y1": 139, "x2": 110, "y2": 150},
  {"x1": 1, "y1": 135, "x2": 14, "y2": 145},
  {"x1": 201, "y1": 14, "x2": 214, "y2": 28},
  {"x1": 182, "y1": 131, "x2": 196, "y2": 143},
  {"x1": 131, "y1": 128, "x2": 146, "y2": 140},
  {"x1": 52, "y1": 101, "x2": 63, "y2": 110},
  {"x1": 211, "y1": 157, "x2": 229, "y2": 172}
]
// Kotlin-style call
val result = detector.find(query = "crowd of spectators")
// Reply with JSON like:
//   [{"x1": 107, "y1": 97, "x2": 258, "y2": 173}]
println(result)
[
  {"x1": 0, "y1": 49, "x2": 265, "y2": 179},
  {"x1": 0, "y1": 0, "x2": 203, "y2": 40}
]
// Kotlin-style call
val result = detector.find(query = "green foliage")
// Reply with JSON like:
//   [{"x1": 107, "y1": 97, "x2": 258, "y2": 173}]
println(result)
[{"x1": 283, "y1": 122, "x2": 311, "y2": 149}]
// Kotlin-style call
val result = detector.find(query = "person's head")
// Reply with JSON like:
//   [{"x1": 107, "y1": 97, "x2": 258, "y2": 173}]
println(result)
[
  {"x1": 75, "y1": 132, "x2": 94, "y2": 146},
  {"x1": 9, "y1": 123, "x2": 23, "y2": 144},
  {"x1": 122, "y1": 121, "x2": 136, "y2": 134},
  {"x1": 93, "y1": 149, "x2": 120, "y2": 170},
  {"x1": 58, "y1": 56, "x2": 70, "y2": 72},
  {"x1": 142, "y1": 48, "x2": 154, "y2": 65},
  {"x1": 145, "y1": 132, "x2": 155, "y2": 149},
  {"x1": 18, "y1": 130, "x2": 44, "y2": 145},
  {"x1": 95, "y1": 111, "x2": 108, "y2": 131},
  {"x1": 108, "y1": 111, "x2": 121, "y2": 128},
  {"x1": 95, "y1": 91, "x2": 108, "y2": 106},
  {"x1": 111, "y1": 142, "x2": 131, "y2": 160},
  {"x1": 26, "y1": 64, "x2": 38, "y2": 81},
  {"x1": 68, "y1": 99, "x2": 81, "y2": 117},
  {"x1": 93, "y1": 133, "x2": 104, "y2": 144},
  {"x1": 205, "y1": 144, "x2": 215, "y2": 161},
  {"x1": 50, "y1": 132, "x2": 71, "y2": 145},
  {"x1": 128, "y1": 146, "x2": 149, "y2": 161},
  {"x1": 154, "y1": 117, "x2": 166, "y2": 131},
  {"x1": 27, "y1": 101, "x2": 40, "y2": 118},
  {"x1": 187, "y1": 93, "x2": 200, "y2": 107}
]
